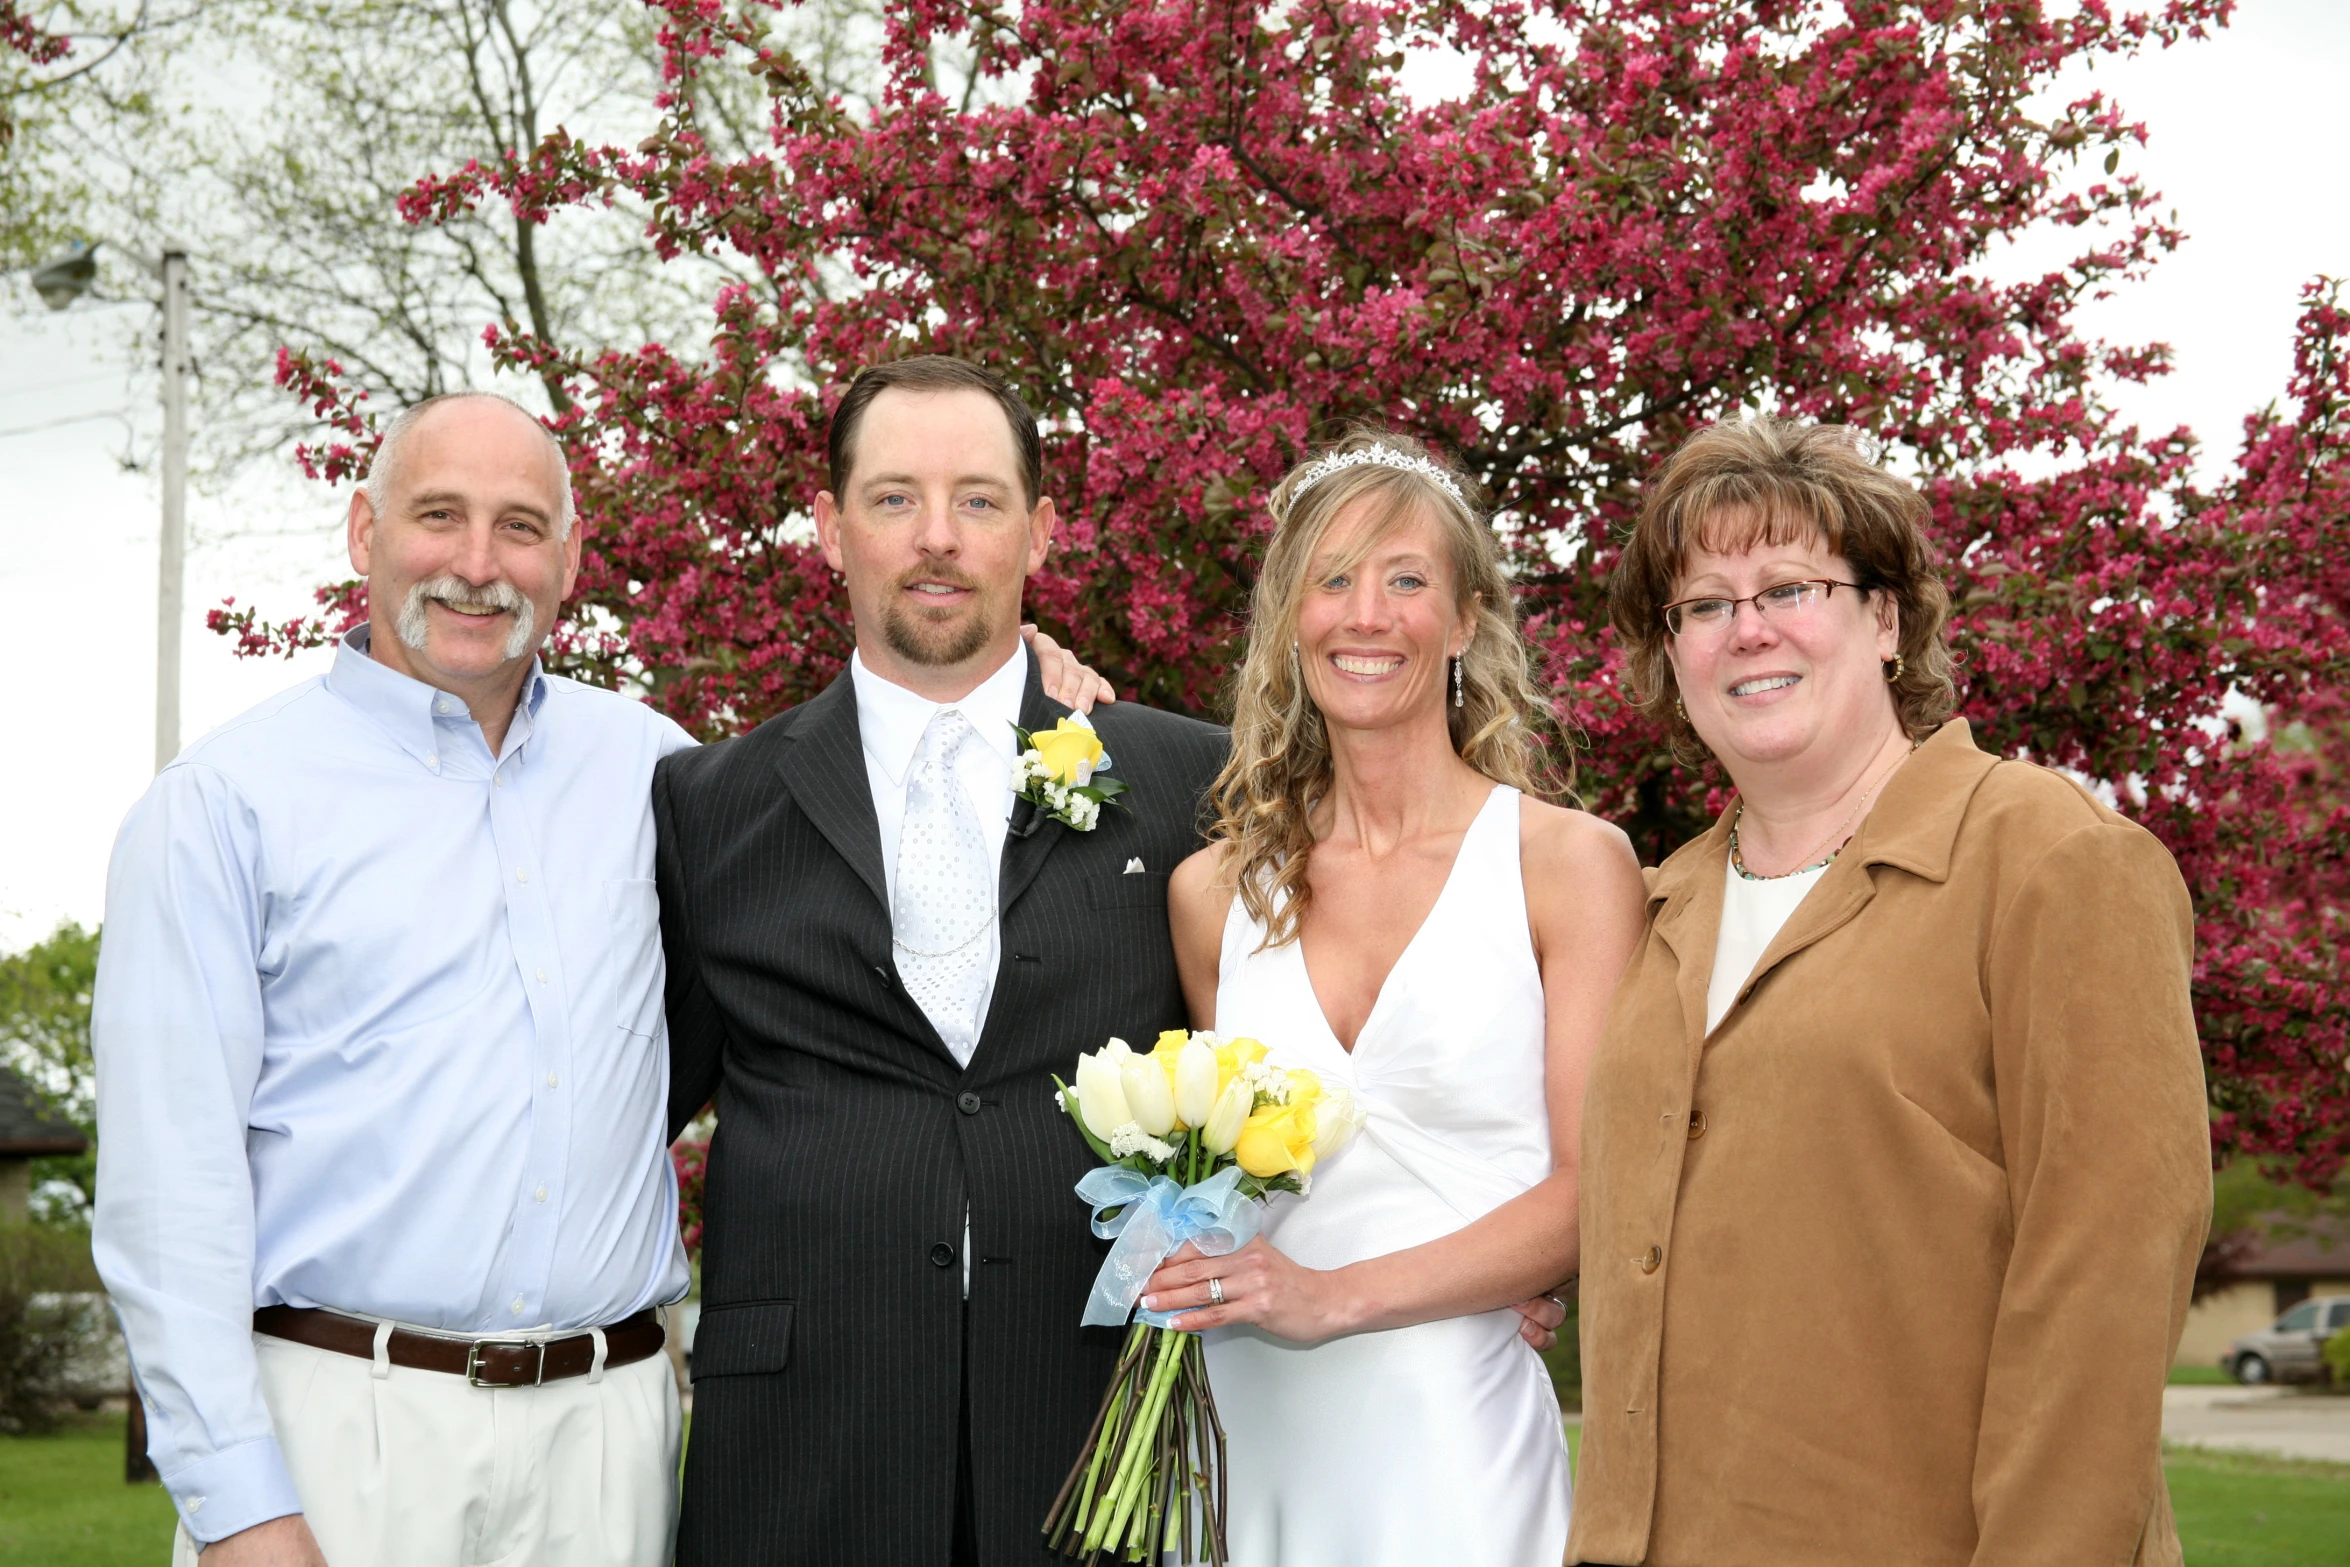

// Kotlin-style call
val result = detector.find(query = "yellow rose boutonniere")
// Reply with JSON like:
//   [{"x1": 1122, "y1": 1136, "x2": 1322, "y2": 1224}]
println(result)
[{"x1": 1010, "y1": 715, "x2": 1129, "y2": 831}]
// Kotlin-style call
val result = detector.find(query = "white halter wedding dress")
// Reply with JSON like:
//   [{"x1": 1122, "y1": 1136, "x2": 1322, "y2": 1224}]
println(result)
[{"x1": 1202, "y1": 784, "x2": 1571, "y2": 1565}]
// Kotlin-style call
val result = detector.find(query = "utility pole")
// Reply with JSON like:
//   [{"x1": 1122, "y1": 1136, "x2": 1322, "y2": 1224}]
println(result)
[
  {"x1": 29, "y1": 239, "x2": 195, "y2": 773},
  {"x1": 156, "y1": 249, "x2": 190, "y2": 771}
]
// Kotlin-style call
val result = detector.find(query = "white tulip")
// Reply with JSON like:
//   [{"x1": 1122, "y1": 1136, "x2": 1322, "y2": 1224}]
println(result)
[
  {"x1": 1073, "y1": 1051, "x2": 1132, "y2": 1136},
  {"x1": 1311, "y1": 1084, "x2": 1364, "y2": 1161},
  {"x1": 1119, "y1": 1056, "x2": 1178, "y2": 1137},
  {"x1": 1173, "y1": 1037, "x2": 1220, "y2": 1129},
  {"x1": 1201, "y1": 1077, "x2": 1252, "y2": 1156}
]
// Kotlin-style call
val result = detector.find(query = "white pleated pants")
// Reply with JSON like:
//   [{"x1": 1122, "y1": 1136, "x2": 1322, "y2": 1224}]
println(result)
[{"x1": 172, "y1": 1328, "x2": 680, "y2": 1567}]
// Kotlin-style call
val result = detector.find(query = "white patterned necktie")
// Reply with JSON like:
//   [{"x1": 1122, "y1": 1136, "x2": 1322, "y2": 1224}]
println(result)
[{"x1": 893, "y1": 710, "x2": 995, "y2": 1065}]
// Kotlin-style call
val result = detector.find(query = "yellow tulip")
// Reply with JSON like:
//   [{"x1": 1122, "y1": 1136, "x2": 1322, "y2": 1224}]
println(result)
[
  {"x1": 1030, "y1": 718, "x2": 1105, "y2": 786},
  {"x1": 1234, "y1": 1100, "x2": 1320, "y2": 1179}
]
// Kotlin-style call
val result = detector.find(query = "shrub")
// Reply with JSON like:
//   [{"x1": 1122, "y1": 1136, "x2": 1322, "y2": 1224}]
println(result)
[
  {"x1": 0, "y1": 1222, "x2": 108, "y2": 1433},
  {"x1": 2324, "y1": 1325, "x2": 2350, "y2": 1391}
]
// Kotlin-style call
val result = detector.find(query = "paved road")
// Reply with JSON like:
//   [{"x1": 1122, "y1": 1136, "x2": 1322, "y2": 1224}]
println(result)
[{"x1": 2163, "y1": 1383, "x2": 2350, "y2": 1464}]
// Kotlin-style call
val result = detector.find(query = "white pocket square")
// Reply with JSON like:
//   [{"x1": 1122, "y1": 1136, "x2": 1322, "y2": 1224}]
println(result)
[{"x1": 1123, "y1": 858, "x2": 1146, "y2": 874}]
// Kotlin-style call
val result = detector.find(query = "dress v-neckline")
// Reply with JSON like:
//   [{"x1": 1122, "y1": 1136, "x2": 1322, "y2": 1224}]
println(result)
[{"x1": 1295, "y1": 785, "x2": 1507, "y2": 1055}]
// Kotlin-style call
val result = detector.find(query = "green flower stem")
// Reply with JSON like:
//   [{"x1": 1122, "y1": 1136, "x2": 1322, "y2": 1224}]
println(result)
[{"x1": 1088, "y1": 1325, "x2": 1187, "y2": 1553}]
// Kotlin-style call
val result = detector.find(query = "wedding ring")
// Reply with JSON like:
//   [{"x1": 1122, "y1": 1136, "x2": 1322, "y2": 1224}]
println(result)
[
  {"x1": 1545, "y1": 1294, "x2": 1567, "y2": 1312},
  {"x1": 1207, "y1": 1277, "x2": 1225, "y2": 1306}
]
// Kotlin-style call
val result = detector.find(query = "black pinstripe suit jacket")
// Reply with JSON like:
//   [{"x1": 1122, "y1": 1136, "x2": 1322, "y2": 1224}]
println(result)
[{"x1": 655, "y1": 650, "x2": 1227, "y2": 1566}]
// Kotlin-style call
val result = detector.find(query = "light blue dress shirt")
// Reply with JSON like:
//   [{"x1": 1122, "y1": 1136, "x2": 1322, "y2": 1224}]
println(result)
[{"x1": 91, "y1": 628, "x2": 696, "y2": 1545}]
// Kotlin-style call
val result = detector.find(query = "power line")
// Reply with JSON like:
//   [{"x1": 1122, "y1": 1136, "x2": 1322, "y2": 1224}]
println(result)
[{"x1": 0, "y1": 408, "x2": 129, "y2": 440}]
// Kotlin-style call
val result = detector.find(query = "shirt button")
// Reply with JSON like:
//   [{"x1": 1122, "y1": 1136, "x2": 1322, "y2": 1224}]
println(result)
[
  {"x1": 958, "y1": 1092, "x2": 982, "y2": 1115},
  {"x1": 435, "y1": 699, "x2": 452, "y2": 715},
  {"x1": 534, "y1": 1185, "x2": 548, "y2": 1203},
  {"x1": 510, "y1": 1296, "x2": 526, "y2": 1315},
  {"x1": 1687, "y1": 1109, "x2": 1708, "y2": 1140},
  {"x1": 493, "y1": 775, "x2": 505, "y2": 790},
  {"x1": 929, "y1": 1242, "x2": 956, "y2": 1268},
  {"x1": 1639, "y1": 1245, "x2": 1664, "y2": 1275},
  {"x1": 516, "y1": 869, "x2": 530, "y2": 884},
  {"x1": 546, "y1": 1073, "x2": 559, "y2": 1089},
  {"x1": 425, "y1": 754, "x2": 439, "y2": 768},
  {"x1": 535, "y1": 969, "x2": 547, "y2": 984}
]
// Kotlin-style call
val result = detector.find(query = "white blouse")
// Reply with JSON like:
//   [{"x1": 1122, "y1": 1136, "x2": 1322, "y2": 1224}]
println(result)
[{"x1": 1705, "y1": 854, "x2": 1830, "y2": 1034}]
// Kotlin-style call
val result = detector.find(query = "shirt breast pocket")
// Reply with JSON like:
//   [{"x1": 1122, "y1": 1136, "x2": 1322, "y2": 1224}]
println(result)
[{"x1": 601, "y1": 877, "x2": 665, "y2": 1038}]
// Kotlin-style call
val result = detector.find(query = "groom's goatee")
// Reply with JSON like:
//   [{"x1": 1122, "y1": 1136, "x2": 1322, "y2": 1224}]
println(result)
[{"x1": 883, "y1": 571, "x2": 994, "y2": 667}]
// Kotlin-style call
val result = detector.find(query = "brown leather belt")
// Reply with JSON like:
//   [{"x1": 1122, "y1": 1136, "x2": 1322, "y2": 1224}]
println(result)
[{"x1": 253, "y1": 1305, "x2": 664, "y2": 1389}]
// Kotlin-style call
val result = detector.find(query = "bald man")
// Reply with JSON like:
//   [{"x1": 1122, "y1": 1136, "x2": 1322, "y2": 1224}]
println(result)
[{"x1": 91, "y1": 392, "x2": 1110, "y2": 1567}]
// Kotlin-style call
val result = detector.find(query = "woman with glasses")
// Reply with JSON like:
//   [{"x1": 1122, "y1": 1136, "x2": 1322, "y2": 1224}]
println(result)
[{"x1": 1567, "y1": 417, "x2": 2212, "y2": 1567}]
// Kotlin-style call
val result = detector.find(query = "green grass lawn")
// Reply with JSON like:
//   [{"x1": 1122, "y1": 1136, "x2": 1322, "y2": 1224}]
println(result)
[
  {"x1": 0, "y1": 1414, "x2": 177, "y2": 1567},
  {"x1": 2173, "y1": 1363, "x2": 2238, "y2": 1385},
  {"x1": 6, "y1": 1412, "x2": 2347, "y2": 1566},
  {"x1": 2164, "y1": 1445, "x2": 2350, "y2": 1567}
]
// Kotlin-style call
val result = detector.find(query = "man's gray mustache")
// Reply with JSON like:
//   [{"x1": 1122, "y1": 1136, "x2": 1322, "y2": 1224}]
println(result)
[{"x1": 394, "y1": 574, "x2": 537, "y2": 662}]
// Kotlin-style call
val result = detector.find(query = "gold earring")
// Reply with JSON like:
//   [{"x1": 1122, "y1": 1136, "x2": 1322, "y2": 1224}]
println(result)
[
  {"x1": 1886, "y1": 654, "x2": 1906, "y2": 684},
  {"x1": 1674, "y1": 696, "x2": 1688, "y2": 722}
]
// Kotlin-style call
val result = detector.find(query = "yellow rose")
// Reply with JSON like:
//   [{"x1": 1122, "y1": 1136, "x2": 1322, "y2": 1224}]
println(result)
[
  {"x1": 1213, "y1": 1036, "x2": 1267, "y2": 1086},
  {"x1": 1152, "y1": 1029, "x2": 1191, "y2": 1061},
  {"x1": 1234, "y1": 1100, "x2": 1320, "y2": 1179},
  {"x1": 1030, "y1": 718, "x2": 1105, "y2": 786}
]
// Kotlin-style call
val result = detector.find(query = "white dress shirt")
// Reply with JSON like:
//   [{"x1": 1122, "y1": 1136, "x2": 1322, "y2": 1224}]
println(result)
[
  {"x1": 851, "y1": 644, "x2": 1028, "y2": 1064},
  {"x1": 91, "y1": 628, "x2": 696, "y2": 1545}
]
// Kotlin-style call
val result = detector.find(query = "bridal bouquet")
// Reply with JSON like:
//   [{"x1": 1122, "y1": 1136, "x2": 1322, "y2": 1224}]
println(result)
[{"x1": 1044, "y1": 1031, "x2": 1361, "y2": 1564}]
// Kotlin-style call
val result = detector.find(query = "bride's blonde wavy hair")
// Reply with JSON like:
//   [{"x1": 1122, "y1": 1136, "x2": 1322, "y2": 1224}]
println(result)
[{"x1": 1210, "y1": 426, "x2": 1570, "y2": 949}]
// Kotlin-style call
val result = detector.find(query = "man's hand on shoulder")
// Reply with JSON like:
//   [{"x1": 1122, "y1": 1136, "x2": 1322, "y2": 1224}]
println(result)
[
  {"x1": 1021, "y1": 624, "x2": 1117, "y2": 712},
  {"x1": 199, "y1": 1514, "x2": 329, "y2": 1566}
]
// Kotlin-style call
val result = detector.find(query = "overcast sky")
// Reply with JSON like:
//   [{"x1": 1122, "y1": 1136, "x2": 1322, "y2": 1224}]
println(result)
[{"x1": 2, "y1": 0, "x2": 2346, "y2": 952}]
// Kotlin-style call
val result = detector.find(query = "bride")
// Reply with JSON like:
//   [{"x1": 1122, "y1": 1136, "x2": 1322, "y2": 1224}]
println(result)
[{"x1": 1139, "y1": 429, "x2": 1646, "y2": 1564}]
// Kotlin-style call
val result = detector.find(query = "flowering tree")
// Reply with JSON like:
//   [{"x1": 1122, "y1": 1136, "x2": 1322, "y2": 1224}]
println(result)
[{"x1": 233, "y1": 0, "x2": 2348, "y2": 1184}]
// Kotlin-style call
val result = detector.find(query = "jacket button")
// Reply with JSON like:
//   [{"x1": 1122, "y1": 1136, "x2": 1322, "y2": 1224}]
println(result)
[
  {"x1": 1687, "y1": 1110, "x2": 1707, "y2": 1140},
  {"x1": 958, "y1": 1092, "x2": 982, "y2": 1115},
  {"x1": 930, "y1": 1242, "x2": 956, "y2": 1268},
  {"x1": 1638, "y1": 1245, "x2": 1663, "y2": 1275}
]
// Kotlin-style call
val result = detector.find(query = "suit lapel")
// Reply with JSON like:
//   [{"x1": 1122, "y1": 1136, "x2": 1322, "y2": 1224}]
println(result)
[
  {"x1": 1648, "y1": 811, "x2": 1733, "y2": 1054},
  {"x1": 996, "y1": 649, "x2": 1073, "y2": 918},
  {"x1": 773, "y1": 673, "x2": 891, "y2": 915}
]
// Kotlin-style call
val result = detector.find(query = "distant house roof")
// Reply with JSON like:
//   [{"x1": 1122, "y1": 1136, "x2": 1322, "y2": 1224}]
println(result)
[
  {"x1": 2237, "y1": 1214, "x2": 2350, "y2": 1279},
  {"x1": 0, "y1": 1065, "x2": 85, "y2": 1156}
]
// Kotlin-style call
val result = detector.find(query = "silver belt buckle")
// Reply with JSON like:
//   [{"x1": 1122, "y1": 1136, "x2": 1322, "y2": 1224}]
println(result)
[{"x1": 465, "y1": 1338, "x2": 546, "y2": 1388}]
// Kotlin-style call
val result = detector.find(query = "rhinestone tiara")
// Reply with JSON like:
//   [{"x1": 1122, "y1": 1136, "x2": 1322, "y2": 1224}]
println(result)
[{"x1": 1284, "y1": 445, "x2": 1466, "y2": 510}]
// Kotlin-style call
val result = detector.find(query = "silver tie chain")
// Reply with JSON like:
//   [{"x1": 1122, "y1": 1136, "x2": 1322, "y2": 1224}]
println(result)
[{"x1": 892, "y1": 710, "x2": 994, "y2": 1064}]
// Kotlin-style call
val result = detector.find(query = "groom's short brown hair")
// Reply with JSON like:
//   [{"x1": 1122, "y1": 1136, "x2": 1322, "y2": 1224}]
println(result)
[{"x1": 827, "y1": 355, "x2": 1042, "y2": 507}]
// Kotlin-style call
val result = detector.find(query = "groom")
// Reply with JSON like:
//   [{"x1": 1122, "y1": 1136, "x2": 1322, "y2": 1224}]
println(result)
[{"x1": 654, "y1": 356, "x2": 1227, "y2": 1564}]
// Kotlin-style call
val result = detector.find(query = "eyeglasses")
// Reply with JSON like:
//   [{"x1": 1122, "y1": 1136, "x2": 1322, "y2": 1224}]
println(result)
[{"x1": 1661, "y1": 578, "x2": 1866, "y2": 637}]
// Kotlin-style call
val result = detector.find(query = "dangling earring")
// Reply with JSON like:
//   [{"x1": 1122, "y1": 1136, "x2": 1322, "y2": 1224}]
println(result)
[
  {"x1": 1885, "y1": 654, "x2": 1906, "y2": 684},
  {"x1": 1674, "y1": 696, "x2": 1688, "y2": 722},
  {"x1": 1451, "y1": 654, "x2": 1465, "y2": 709}
]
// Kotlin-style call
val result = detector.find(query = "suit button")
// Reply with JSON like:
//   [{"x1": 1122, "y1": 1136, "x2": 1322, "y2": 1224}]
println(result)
[
  {"x1": 958, "y1": 1092, "x2": 982, "y2": 1115},
  {"x1": 1638, "y1": 1245, "x2": 1663, "y2": 1275},
  {"x1": 1687, "y1": 1110, "x2": 1707, "y2": 1140},
  {"x1": 930, "y1": 1242, "x2": 956, "y2": 1268}
]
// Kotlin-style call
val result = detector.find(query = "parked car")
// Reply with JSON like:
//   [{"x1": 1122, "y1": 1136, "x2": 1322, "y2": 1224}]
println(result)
[{"x1": 2223, "y1": 1295, "x2": 2350, "y2": 1385}]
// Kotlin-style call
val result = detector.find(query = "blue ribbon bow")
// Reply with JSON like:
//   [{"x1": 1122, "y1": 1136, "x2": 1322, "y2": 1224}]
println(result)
[{"x1": 1075, "y1": 1164, "x2": 1260, "y2": 1328}]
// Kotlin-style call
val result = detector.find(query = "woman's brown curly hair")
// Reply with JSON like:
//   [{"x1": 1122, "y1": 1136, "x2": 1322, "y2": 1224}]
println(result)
[{"x1": 1609, "y1": 416, "x2": 1958, "y2": 764}]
